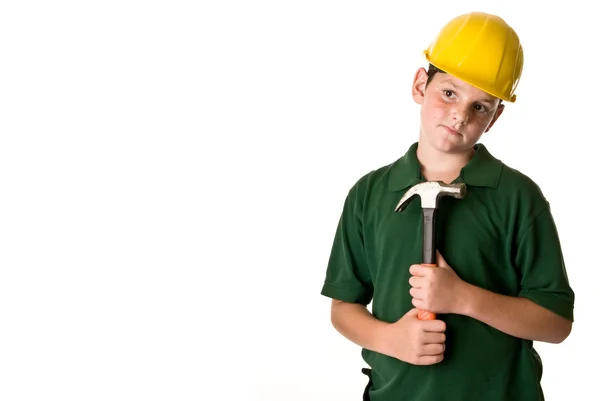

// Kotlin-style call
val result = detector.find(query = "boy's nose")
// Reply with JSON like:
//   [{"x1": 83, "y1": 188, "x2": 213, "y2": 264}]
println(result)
[{"x1": 452, "y1": 104, "x2": 469, "y2": 126}]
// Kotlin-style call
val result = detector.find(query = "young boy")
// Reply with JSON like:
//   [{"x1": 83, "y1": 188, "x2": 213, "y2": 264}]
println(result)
[{"x1": 320, "y1": 12, "x2": 575, "y2": 401}]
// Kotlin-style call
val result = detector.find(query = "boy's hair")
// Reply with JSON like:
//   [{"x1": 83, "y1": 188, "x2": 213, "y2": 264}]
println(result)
[
  {"x1": 424, "y1": 63, "x2": 503, "y2": 106},
  {"x1": 425, "y1": 63, "x2": 444, "y2": 87}
]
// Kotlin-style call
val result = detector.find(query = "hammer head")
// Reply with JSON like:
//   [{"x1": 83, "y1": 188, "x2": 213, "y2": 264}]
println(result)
[{"x1": 394, "y1": 181, "x2": 466, "y2": 212}]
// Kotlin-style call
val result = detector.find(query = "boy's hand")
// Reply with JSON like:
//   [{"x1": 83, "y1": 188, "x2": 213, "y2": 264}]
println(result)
[
  {"x1": 409, "y1": 251, "x2": 467, "y2": 315},
  {"x1": 381, "y1": 308, "x2": 446, "y2": 365}
]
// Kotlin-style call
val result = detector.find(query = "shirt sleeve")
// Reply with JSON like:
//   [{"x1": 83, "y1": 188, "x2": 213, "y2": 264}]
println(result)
[
  {"x1": 515, "y1": 206, "x2": 575, "y2": 321},
  {"x1": 320, "y1": 184, "x2": 373, "y2": 306}
]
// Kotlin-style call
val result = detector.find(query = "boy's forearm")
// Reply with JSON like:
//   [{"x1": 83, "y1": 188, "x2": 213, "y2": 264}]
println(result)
[
  {"x1": 458, "y1": 283, "x2": 572, "y2": 344},
  {"x1": 330, "y1": 300, "x2": 388, "y2": 355}
]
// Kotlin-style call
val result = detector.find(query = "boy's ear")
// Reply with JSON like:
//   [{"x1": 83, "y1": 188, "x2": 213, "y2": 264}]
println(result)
[
  {"x1": 485, "y1": 103, "x2": 505, "y2": 132},
  {"x1": 412, "y1": 67, "x2": 429, "y2": 104}
]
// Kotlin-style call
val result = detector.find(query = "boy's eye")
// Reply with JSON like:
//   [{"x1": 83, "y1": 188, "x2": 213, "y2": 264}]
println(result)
[
  {"x1": 473, "y1": 104, "x2": 487, "y2": 113},
  {"x1": 443, "y1": 90, "x2": 454, "y2": 97}
]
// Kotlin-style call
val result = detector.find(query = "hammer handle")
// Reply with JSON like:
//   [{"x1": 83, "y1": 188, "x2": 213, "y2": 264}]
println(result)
[
  {"x1": 422, "y1": 208, "x2": 437, "y2": 265},
  {"x1": 419, "y1": 208, "x2": 437, "y2": 320}
]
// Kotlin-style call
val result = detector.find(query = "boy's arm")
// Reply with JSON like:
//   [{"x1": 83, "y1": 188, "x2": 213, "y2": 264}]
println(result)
[
  {"x1": 458, "y1": 283, "x2": 572, "y2": 344},
  {"x1": 330, "y1": 300, "x2": 389, "y2": 354},
  {"x1": 409, "y1": 251, "x2": 573, "y2": 344},
  {"x1": 330, "y1": 299, "x2": 447, "y2": 365}
]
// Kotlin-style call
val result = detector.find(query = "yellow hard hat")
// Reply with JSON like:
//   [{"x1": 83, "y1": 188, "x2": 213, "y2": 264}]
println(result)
[{"x1": 424, "y1": 12, "x2": 524, "y2": 102}]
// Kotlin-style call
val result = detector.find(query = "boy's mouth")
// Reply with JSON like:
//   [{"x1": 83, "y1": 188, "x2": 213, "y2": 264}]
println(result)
[{"x1": 441, "y1": 125, "x2": 461, "y2": 136}]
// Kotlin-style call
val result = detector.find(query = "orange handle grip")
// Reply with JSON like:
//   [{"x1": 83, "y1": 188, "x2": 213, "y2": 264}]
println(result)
[
  {"x1": 417, "y1": 310, "x2": 436, "y2": 320},
  {"x1": 417, "y1": 263, "x2": 437, "y2": 320}
]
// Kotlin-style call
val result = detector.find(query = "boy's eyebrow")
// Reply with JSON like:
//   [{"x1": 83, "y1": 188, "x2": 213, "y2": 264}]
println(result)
[
  {"x1": 440, "y1": 79, "x2": 497, "y2": 105},
  {"x1": 476, "y1": 97, "x2": 497, "y2": 106},
  {"x1": 440, "y1": 79, "x2": 459, "y2": 89}
]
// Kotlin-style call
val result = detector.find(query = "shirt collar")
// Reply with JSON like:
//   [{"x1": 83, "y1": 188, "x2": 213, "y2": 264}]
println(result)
[{"x1": 388, "y1": 142, "x2": 503, "y2": 192}]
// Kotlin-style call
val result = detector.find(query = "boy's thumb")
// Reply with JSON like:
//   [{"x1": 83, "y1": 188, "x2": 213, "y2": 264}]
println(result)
[
  {"x1": 436, "y1": 250, "x2": 448, "y2": 267},
  {"x1": 405, "y1": 308, "x2": 420, "y2": 318}
]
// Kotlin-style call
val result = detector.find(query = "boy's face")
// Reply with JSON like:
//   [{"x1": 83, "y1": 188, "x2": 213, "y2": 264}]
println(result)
[{"x1": 412, "y1": 67, "x2": 504, "y2": 154}]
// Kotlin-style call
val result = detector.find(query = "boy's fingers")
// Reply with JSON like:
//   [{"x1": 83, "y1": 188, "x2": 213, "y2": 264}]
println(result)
[
  {"x1": 409, "y1": 264, "x2": 422, "y2": 275},
  {"x1": 420, "y1": 343, "x2": 445, "y2": 356},
  {"x1": 409, "y1": 288, "x2": 422, "y2": 299},
  {"x1": 422, "y1": 332, "x2": 446, "y2": 344},
  {"x1": 408, "y1": 276, "x2": 425, "y2": 288},
  {"x1": 415, "y1": 353, "x2": 444, "y2": 366},
  {"x1": 422, "y1": 319, "x2": 446, "y2": 333}
]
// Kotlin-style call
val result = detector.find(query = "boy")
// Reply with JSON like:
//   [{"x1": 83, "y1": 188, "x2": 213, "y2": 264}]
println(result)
[{"x1": 320, "y1": 12, "x2": 575, "y2": 401}]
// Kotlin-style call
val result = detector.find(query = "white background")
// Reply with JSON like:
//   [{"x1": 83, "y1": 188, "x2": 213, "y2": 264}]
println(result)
[{"x1": 0, "y1": 1, "x2": 595, "y2": 400}]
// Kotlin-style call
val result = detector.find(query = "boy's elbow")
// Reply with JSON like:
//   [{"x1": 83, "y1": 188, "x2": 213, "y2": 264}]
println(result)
[
  {"x1": 549, "y1": 318, "x2": 572, "y2": 344},
  {"x1": 558, "y1": 320, "x2": 573, "y2": 343}
]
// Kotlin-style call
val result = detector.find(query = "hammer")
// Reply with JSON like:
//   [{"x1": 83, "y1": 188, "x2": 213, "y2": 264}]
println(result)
[{"x1": 394, "y1": 181, "x2": 466, "y2": 320}]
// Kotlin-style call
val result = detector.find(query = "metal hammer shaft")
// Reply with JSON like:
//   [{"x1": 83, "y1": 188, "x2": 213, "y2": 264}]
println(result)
[{"x1": 422, "y1": 208, "x2": 437, "y2": 266}]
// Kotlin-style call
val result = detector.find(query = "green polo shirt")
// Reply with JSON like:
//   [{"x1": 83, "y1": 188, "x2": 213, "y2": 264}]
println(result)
[{"x1": 321, "y1": 142, "x2": 575, "y2": 401}]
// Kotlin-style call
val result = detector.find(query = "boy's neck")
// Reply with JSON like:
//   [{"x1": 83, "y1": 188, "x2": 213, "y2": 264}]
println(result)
[{"x1": 416, "y1": 140, "x2": 475, "y2": 184}]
